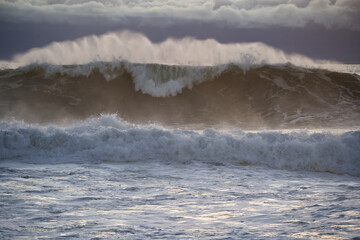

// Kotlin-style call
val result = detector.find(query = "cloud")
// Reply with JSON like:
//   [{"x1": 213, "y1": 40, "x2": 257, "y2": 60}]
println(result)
[{"x1": 0, "y1": 0, "x2": 359, "y2": 29}]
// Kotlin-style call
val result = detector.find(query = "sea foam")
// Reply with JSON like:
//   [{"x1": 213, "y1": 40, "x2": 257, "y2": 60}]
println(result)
[
  {"x1": 1, "y1": 115, "x2": 359, "y2": 176},
  {"x1": 2, "y1": 30, "x2": 359, "y2": 75}
]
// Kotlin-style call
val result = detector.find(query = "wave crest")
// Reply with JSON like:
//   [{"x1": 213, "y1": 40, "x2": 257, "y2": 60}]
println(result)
[{"x1": 2, "y1": 30, "x2": 356, "y2": 73}]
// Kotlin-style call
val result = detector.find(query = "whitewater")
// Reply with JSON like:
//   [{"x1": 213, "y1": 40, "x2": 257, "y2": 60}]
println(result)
[{"x1": 1, "y1": 31, "x2": 360, "y2": 239}]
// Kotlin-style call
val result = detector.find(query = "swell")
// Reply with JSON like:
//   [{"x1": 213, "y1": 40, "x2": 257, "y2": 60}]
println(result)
[
  {"x1": 0, "y1": 62, "x2": 359, "y2": 129},
  {"x1": 1, "y1": 115, "x2": 359, "y2": 176}
]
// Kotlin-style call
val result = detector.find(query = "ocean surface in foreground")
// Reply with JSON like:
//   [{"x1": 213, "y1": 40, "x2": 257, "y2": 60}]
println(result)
[
  {"x1": 1, "y1": 116, "x2": 360, "y2": 239},
  {"x1": 1, "y1": 162, "x2": 360, "y2": 239}
]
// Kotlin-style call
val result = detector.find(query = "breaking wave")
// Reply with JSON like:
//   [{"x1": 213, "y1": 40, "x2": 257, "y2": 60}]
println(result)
[
  {"x1": 0, "y1": 61, "x2": 359, "y2": 129},
  {"x1": 15, "y1": 61, "x2": 227, "y2": 97},
  {"x1": 1, "y1": 30, "x2": 359, "y2": 75},
  {"x1": 0, "y1": 30, "x2": 359, "y2": 129},
  {"x1": 1, "y1": 115, "x2": 359, "y2": 176}
]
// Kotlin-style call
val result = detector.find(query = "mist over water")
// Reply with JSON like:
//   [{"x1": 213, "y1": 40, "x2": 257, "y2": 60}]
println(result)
[{"x1": 0, "y1": 30, "x2": 351, "y2": 70}]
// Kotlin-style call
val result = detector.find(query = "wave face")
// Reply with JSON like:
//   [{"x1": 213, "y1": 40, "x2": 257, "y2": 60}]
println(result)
[
  {"x1": 0, "y1": 62, "x2": 359, "y2": 129},
  {"x1": 1, "y1": 115, "x2": 359, "y2": 176}
]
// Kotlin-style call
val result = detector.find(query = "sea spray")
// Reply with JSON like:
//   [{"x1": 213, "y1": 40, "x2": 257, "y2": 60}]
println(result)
[{"x1": 2, "y1": 30, "x2": 357, "y2": 74}]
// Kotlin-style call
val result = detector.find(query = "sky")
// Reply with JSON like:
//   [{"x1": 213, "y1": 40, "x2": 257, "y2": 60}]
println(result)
[{"x1": 0, "y1": 0, "x2": 359, "y2": 63}]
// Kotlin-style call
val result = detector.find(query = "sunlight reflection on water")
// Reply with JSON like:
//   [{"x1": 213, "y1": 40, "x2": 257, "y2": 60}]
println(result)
[{"x1": 0, "y1": 162, "x2": 359, "y2": 239}]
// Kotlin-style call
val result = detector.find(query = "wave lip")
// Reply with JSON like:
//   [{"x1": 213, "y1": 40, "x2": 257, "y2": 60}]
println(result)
[
  {"x1": 1, "y1": 115, "x2": 359, "y2": 177},
  {"x1": 3, "y1": 30, "x2": 359, "y2": 75}
]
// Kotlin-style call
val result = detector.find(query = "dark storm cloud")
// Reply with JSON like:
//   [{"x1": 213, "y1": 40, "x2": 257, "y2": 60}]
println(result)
[
  {"x1": 1, "y1": 0, "x2": 360, "y2": 29},
  {"x1": 0, "y1": 0, "x2": 359, "y2": 63},
  {"x1": 1, "y1": 19, "x2": 360, "y2": 63}
]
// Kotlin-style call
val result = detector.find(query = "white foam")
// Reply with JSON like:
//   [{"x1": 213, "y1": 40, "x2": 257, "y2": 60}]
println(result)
[
  {"x1": 1, "y1": 30, "x2": 355, "y2": 72},
  {"x1": 15, "y1": 61, "x2": 227, "y2": 97},
  {"x1": 127, "y1": 63, "x2": 226, "y2": 97},
  {"x1": 12, "y1": 60, "x2": 359, "y2": 98},
  {"x1": 1, "y1": 115, "x2": 359, "y2": 176},
  {"x1": 2, "y1": 31, "x2": 359, "y2": 97}
]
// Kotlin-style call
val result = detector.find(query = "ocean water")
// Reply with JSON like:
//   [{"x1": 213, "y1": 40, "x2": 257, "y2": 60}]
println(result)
[
  {"x1": 1, "y1": 116, "x2": 360, "y2": 239},
  {"x1": 1, "y1": 31, "x2": 360, "y2": 239},
  {"x1": 1, "y1": 161, "x2": 360, "y2": 239},
  {"x1": 1, "y1": 118, "x2": 360, "y2": 240}
]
